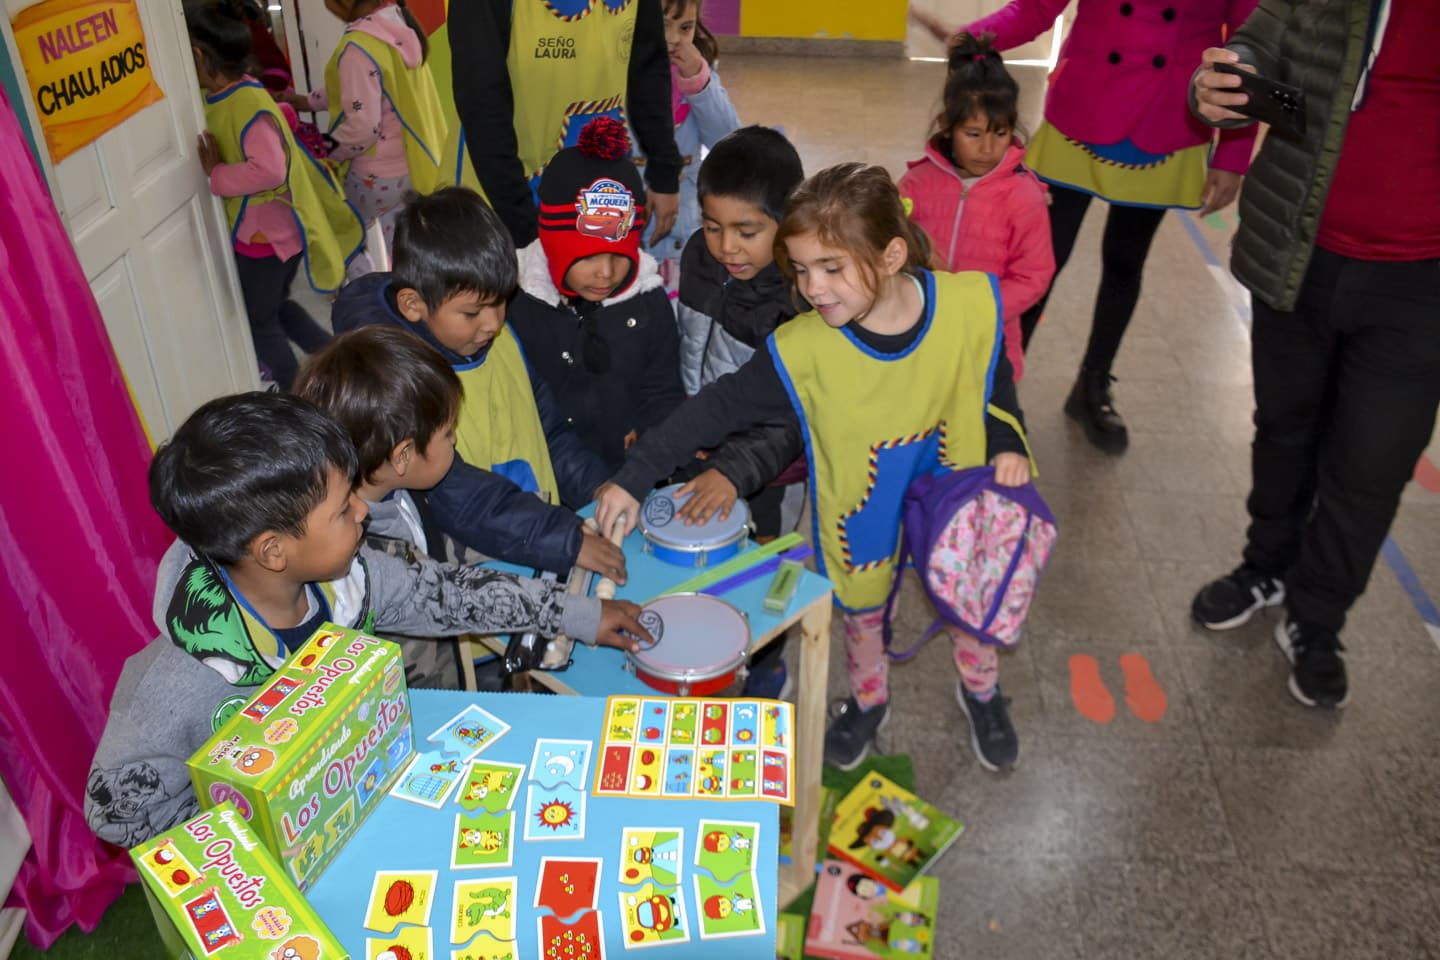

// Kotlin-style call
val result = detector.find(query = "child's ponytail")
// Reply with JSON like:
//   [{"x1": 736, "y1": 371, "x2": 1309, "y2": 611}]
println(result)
[
  {"x1": 776, "y1": 163, "x2": 932, "y2": 297},
  {"x1": 934, "y1": 32, "x2": 1021, "y2": 144},
  {"x1": 393, "y1": 0, "x2": 430, "y2": 63}
]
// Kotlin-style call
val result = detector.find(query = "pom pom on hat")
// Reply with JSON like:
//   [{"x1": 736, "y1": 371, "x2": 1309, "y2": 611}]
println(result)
[{"x1": 577, "y1": 117, "x2": 631, "y2": 161}]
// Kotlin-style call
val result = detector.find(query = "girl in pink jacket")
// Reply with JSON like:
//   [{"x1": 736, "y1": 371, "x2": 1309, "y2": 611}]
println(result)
[{"x1": 898, "y1": 34, "x2": 1054, "y2": 381}]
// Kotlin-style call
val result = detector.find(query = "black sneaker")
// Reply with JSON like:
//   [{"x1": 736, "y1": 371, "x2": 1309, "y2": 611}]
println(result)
[
  {"x1": 1191, "y1": 565, "x2": 1286, "y2": 630},
  {"x1": 1064, "y1": 367, "x2": 1129, "y2": 453},
  {"x1": 1275, "y1": 619, "x2": 1349, "y2": 708},
  {"x1": 824, "y1": 698, "x2": 887, "y2": 771},
  {"x1": 741, "y1": 659, "x2": 793, "y2": 700},
  {"x1": 957, "y1": 684, "x2": 1019, "y2": 771}
]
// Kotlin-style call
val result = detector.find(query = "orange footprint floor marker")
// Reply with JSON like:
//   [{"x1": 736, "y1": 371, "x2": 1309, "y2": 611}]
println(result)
[
  {"x1": 1415, "y1": 454, "x2": 1440, "y2": 494},
  {"x1": 1068, "y1": 654, "x2": 1115, "y2": 724},
  {"x1": 1119, "y1": 653, "x2": 1168, "y2": 724}
]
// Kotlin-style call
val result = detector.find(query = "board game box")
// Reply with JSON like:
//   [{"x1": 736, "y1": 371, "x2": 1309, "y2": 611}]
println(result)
[
  {"x1": 189, "y1": 624, "x2": 414, "y2": 891},
  {"x1": 131, "y1": 802, "x2": 349, "y2": 960}
]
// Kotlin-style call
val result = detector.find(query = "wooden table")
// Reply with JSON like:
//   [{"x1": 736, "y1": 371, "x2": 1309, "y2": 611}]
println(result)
[{"x1": 472, "y1": 521, "x2": 834, "y2": 905}]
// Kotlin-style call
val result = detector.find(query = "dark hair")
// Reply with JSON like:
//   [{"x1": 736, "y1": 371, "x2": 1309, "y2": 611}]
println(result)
[
  {"x1": 776, "y1": 163, "x2": 932, "y2": 298},
  {"x1": 663, "y1": 0, "x2": 719, "y2": 65},
  {"x1": 328, "y1": 0, "x2": 429, "y2": 61},
  {"x1": 697, "y1": 125, "x2": 805, "y2": 223},
  {"x1": 847, "y1": 806, "x2": 896, "y2": 850},
  {"x1": 392, "y1": 187, "x2": 518, "y2": 310},
  {"x1": 293, "y1": 327, "x2": 462, "y2": 483},
  {"x1": 184, "y1": 0, "x2": 255, "y2": 80},
  {"x1": 149, "y1": 392, "x2": 359, "y2": 565},
  {"x1": 845, "y1": 873, "x2": 881, "y2": 897},
  {"x1": 934, "y1": 32, "x2": 1020, "y2": 142}
]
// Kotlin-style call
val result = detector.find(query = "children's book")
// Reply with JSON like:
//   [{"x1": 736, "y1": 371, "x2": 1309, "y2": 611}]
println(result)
[
  {"x1": 826, "y1": 773, "x2": 963, "y2": 893},
  {"x1": 776, "y1": 911, "x2": 806, "y2": 960},
  {"x1": 806, "y1": 859, "x2": 939, "y2": 959}
]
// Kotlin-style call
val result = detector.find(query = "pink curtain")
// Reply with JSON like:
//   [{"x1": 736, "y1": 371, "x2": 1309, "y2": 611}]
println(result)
[{"x1": 0, "y1": 86, "x2": 171, "y2": 946}]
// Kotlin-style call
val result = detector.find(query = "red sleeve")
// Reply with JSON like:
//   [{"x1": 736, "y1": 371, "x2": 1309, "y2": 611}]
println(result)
[{"x1": 960, "y1": 0, "x2": 1070, "y2": 51}]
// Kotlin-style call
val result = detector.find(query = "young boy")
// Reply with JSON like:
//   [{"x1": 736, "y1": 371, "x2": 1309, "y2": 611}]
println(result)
[
  {"x1": 294, "y1": 325, "x2": 473, "y2": 688},
  {"x1": 668, "y1": 126, "x2": 808, "y2": 697},
  {"x1": 85, "y1": 392, "x2": 647, "y2": 848},
  {"x1": 507, "y1": 117, "x2": 685, "y2": 473},
  {"x1": 330, "y1": 186, "x2": 626, "y2": 587}
]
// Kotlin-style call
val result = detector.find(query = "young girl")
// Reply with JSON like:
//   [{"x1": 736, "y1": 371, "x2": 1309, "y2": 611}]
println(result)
[
  {"x1": 188, "y1": 0, "x2": 363, "y2": 390},
  {"x1": 283, "y1": 0, "x2": 446, "y2": 270},
  {"x1": 596, "y1": 164, "x2": 1033, "y2": 772},
  {"x1": 898, "y1": 33, "x2": 1053, "y2": 381},
  {"x1": 640, "y1": 0, "x2": 742, "y2": 293}
]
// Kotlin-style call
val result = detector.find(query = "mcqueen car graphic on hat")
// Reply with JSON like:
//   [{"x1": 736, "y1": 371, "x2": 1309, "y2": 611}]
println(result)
[{"x1": 575, "y1": 178, "x2": 636, "y2": 241}]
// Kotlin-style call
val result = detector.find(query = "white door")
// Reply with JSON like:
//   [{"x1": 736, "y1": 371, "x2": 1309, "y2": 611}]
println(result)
[{"x1": 3, "y1": 0, "x2": 258, "y2": 441}]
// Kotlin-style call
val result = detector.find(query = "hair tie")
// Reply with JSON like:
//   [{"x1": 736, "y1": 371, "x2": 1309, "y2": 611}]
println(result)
[
  {"x1": 901, "y1": 196, "x2": 915, "y2": 217},
  {"x1": 974, "y1": 54, "x2": 987, "y2": 61}
]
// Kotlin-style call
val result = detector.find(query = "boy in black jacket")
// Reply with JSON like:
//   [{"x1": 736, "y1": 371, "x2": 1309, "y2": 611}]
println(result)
[{"x1": 508, "y1": 118, "x2": 685, "y2": 475}]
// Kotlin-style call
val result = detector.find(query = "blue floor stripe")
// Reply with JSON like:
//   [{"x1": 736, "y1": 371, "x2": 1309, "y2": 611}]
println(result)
[{"x1": 1175, "y1": 210, "x2": 1440, "y2": 632}]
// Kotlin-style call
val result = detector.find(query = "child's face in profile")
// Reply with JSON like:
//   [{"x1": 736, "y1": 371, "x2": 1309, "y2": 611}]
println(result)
[
  {"x1": 404, "y1": 418, "x2": 458, "y2": 492},
  {"x1": 701, "y1": 195, "x2": 778, "y2": 282},
  {"x1": 950, "y1": 113, "x2": 1013, "y2": 178},
  {"x1": 284, "y1": 466, "x2": 368, "y2": 583},
  {"x1": 564, "y1": 253, "x2": 631, "y2": 302},
  {"x1": 412, "y1": 291, "x2": 506, "y2": 357}
]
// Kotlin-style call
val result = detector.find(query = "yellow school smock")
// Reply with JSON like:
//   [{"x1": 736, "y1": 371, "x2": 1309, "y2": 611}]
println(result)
[
  {"x1": 325, "y1": 31, "x2": 448, "y2": 194},
  {"x1": 204, "y1": 81, "x2": 364, "y2": 293},
  {"x1": 771, "y1": 270, "x2": 1015, "y2": 611},
  {"x1": 507, "y1": 0, "x2": 635, "y2": 190},
  {"x1": 452, "y1": 324, "x2": 560, "y2": 504}
]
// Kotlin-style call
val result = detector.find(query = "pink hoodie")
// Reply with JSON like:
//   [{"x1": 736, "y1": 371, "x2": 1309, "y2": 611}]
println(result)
[
  {"x1": 305, "y1": 3, "x2": 424, "y2": 179},
  {"x1": 898, "y1": 139, "x2": 1054, "y2": 380}
]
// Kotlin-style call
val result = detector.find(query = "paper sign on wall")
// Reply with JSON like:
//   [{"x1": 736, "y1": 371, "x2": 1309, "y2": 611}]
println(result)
[{"x1": 11, "y1": 0, "x2": 165, "y2": 163}]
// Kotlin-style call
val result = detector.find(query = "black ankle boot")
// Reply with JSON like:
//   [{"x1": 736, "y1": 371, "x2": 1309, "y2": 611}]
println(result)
[{"x1": 1065, "y1": 366, "x2": 1129, "y2": 452}]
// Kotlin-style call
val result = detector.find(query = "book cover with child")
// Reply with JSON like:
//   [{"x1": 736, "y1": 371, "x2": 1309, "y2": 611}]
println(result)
[
  {"x1": 827, "y1": 773, "x2": 963, "y2": 893},
  {"x1": 806, "y1": 859, "x2": 940, "y2": 959}
]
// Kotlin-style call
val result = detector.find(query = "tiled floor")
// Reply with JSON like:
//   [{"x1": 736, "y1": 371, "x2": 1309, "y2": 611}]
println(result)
[{"x1": 714, "y1": 49, "x2": 1440, "y2": 960}]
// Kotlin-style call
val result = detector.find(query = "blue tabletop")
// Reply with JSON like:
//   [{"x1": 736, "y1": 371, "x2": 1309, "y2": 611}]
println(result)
[
  {"x1": 306, "y1": 689, "x2": 779, "y2": 958},
  {"x1": 486, "y1": 513, "x2": 833, "y2": 697}
]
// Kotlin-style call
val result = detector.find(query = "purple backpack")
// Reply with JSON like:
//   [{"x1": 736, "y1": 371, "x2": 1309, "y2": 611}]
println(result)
[{"x1": 883, "y1": 465, "x2": 1058, "y2": 659}]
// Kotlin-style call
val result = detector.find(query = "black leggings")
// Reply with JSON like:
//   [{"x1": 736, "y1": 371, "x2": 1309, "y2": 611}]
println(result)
[
  {"x1": 234, "y1": 252, "x2": 332, "y2": 390},
  {"x1": 1020, "y1": 184, "x2": 1167, "y2": 374}
]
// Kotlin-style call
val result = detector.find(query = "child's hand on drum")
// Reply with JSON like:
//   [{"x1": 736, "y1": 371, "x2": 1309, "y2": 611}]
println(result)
[
  {"x1": 676, "y1": 469, "x2": 738, "y2": 525},
  {"x1": 594, "y1": 599, "x2": 651, "y2": 651},
  {"x1": 990, "y1": 452, "x2": 1030, "y2": 487},
  {"x1": 595, "y1": 483, "x2": 641, "y2": 538},
  {"x1": 577, "y1": 525, "x2": 628, "y2": 585}
]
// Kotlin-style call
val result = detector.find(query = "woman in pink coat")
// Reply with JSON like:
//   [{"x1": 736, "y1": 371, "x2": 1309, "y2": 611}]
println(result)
[
  {"x1": 898, "y1": 34, "x2": 1055, "y2": 382},
  {"x1": 917, "y1": 0, "x2": 1258, "y2": 452}
]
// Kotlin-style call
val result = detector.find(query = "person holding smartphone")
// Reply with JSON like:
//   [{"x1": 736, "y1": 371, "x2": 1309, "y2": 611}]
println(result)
[{"x1": 1189, "y1": 0, "x2": 1440, "y2": 709}]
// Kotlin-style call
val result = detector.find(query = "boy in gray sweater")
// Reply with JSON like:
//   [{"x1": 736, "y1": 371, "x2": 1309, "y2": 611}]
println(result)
[{"x1": 85, "y1": 392, "x2": 646, "y2": 848}]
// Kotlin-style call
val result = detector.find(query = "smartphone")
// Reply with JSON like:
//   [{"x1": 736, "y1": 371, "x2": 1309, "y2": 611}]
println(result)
[{"x1": 1212, "y1": 61, "x2": 1306, "y2": 138}]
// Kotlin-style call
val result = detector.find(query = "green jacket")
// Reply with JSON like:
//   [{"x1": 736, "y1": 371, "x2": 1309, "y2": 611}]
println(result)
[{"x1": 1196, "y1": 0, "x2": 1376, "y2": 310}]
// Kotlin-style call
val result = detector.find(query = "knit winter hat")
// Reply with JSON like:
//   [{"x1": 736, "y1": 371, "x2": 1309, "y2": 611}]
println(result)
[{"x1": 538, "y1": 117, "x2": 647, "y2": 298}]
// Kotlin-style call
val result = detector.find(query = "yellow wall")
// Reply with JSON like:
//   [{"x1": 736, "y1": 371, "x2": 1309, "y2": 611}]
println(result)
[{"x1": 739, "y1": 0, "x2": 907, "y2": 41}]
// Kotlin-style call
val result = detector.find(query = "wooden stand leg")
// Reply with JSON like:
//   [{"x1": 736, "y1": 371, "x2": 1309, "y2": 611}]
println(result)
[{"x1": 780, "y1": 595, "x2": 832, "y2": 903}]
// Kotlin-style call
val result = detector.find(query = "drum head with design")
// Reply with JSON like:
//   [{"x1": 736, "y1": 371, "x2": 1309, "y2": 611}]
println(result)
[
  {"x1": 629, "y1": 594, "x2": 750, "y2": 680},
  {"x1": 639, "y1": 483, "x2": 750, "y2": 550}
]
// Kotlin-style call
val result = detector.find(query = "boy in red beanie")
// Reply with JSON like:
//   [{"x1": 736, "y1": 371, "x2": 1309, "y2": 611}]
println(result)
[{"x1": 509, "y1": 118, "x2": 685, "y2": 473}]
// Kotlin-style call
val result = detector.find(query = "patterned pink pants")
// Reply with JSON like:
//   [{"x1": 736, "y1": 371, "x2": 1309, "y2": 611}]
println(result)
[{"x1": 844, "y1": 609, "x2": 1001, "y2": 709}]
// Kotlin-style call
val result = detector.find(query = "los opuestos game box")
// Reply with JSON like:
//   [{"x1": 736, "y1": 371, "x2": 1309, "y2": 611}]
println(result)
[
  {"x1": 131, "y1": 802, "x2": 348, "y2": 959},
  {"x1": 189, "y1": 624, "x2": 414, "y2": 891}
]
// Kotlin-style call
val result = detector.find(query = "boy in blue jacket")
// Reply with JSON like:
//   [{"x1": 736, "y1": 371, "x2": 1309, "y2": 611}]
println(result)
[{"x1": 332, "y1": 187, "x2": 626, "y2": 584}]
